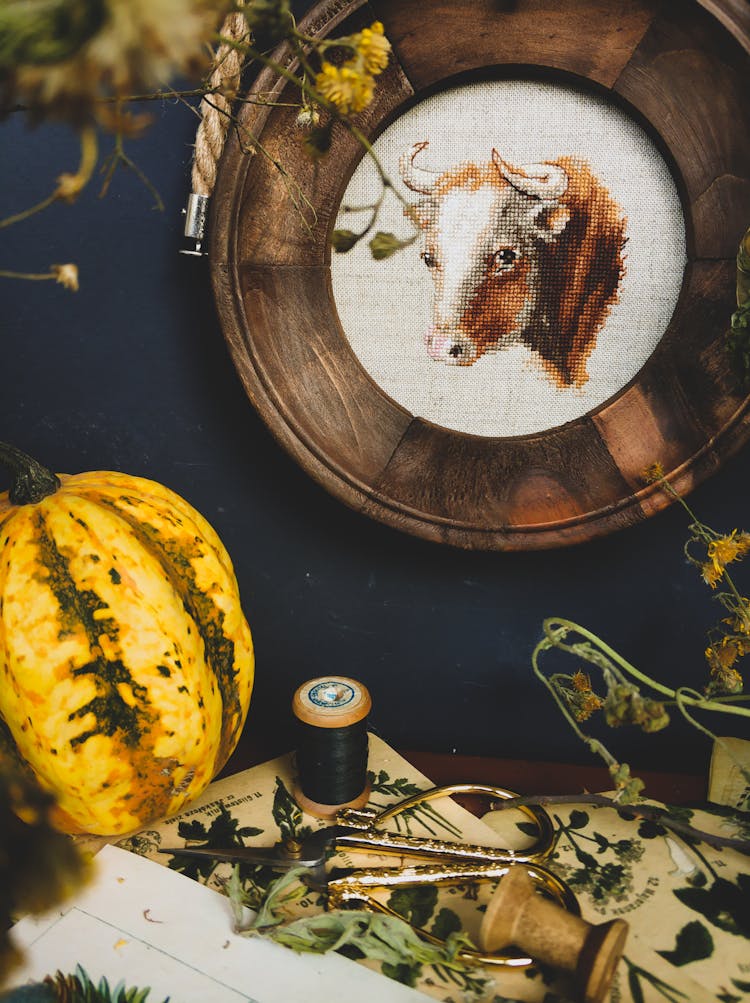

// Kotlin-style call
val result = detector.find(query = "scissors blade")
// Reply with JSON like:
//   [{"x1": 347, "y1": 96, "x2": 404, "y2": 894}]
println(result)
[{"x1": 158, "y1": 845, "x2": 323, "y2": 868}]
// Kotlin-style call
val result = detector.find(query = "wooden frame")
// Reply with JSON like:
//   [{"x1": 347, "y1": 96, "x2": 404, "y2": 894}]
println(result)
[{"x1": 211, "y1": 0, "x2": 750, "y2": 550}]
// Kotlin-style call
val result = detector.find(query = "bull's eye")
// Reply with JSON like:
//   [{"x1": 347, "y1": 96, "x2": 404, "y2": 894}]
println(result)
[
  {"x1": 421, "y1": 250, "x2": 438, "y2": 269},
  {"x1": 491, "y1": 248, "x2": 518, "y2": 272}
]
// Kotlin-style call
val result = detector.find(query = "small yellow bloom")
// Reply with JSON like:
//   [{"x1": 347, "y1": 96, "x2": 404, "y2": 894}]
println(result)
[
  {"x1": 316, "y1": 61, "x2": 374, "y2": 115},
  {"x1": 707, "y1": 530, "x2": 750, "y2": 575},
  {"x1": 574, "y1": 692, "x2": 604, "y2": 723},
  {"x1": 52, "y1": 263, "x2": 79, "y2": 292},
  {"x1": 706, "y1": 641, "x2": 739, "y2": 669},
  {"x1": 701, "y1": 561, "x2": 723, "y2": 589},
  {"x1": 557, "y1": 671, "x2": 603, "y2": 721},
  {"x1": 571, "y1": 670, "x2": 593, "y2": 692},
  {"x1": 55, "y1": 172, "x2": 87, "y2": 203},
  {"x1": 706, "y1": 664, "x2": 744, "y2": 696},
  {"x1": 356, "y1": 22, "x2": 391, "y2": 75},
  {"x1": 642, "y1": 461, "x2": 665, "y2": 483}
]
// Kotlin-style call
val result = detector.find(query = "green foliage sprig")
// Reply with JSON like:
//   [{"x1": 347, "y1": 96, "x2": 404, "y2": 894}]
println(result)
[{"x1": 228, "y1": 867, "x2": 486, "y2": 989}]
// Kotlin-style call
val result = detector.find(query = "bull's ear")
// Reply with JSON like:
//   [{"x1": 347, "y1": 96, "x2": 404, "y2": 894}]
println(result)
[{"x1": 533, "y1": 204, "x2": 570, "y2": 241}]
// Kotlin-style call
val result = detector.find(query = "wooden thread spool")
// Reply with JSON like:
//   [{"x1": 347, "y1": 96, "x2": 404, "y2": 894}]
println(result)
[
  {"x1": 292, "y1": 676, "x2": 372, "y2": 818},
  {"x1": 479, "y1": 866, "x2": 628, "y2": 1003}
]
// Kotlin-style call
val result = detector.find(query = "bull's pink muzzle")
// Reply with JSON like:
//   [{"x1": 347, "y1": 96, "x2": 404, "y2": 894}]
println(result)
[{"x1": 423, "y1": 326, "x2": 477, "y2": 365}]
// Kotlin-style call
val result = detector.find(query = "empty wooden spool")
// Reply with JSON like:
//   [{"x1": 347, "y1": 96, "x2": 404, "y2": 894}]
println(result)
[{"x1": 479, "y1": 866, "x2": 628, "y2": 1003}]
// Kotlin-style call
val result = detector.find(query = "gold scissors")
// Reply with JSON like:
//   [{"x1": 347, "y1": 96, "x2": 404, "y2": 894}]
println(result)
[{"x1": 160, "y1": 782, "x2": 578, "y2": 967}]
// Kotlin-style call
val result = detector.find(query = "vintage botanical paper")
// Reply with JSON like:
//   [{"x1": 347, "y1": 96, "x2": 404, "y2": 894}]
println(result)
[
  {"x1": 8, "y1": 844, "x2": 433, "y2": 1003},
  {"x1": 75, "y1": 735, "x2": 749, "y2": 1003},
  {"x1": 709, "y1": 737, "x2": 750, "y2": 812}
]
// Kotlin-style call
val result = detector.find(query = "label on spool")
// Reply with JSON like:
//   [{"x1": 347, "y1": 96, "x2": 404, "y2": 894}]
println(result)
[{"x1": 293, "y1": 676, "x2": 371, "y2": 728}]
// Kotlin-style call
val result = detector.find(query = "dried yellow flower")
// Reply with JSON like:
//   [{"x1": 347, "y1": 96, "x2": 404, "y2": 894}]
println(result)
[
  {"x1": 705, "y1": 530, "x2": 750, "y2": 579},
  {"x1": 355, "y1": 22, "x2": 391, "y2": 75},
  {"x1": 642, "y1": 461, "x2": 665, "y2": 483},
  {"x1": 701, "y1": 561, "x2": 723, "y2": 589},
  {"x1": 52, "y1": 263, "x2": 79, "y2": 291},
  {"x1": 315, "y1": 61, "x2": 374, "y2": 115},
  {"x1": 705, "y1": 643, "x2": 744, "y2": 696},
  {"x1": 553, "y1": 671, "x2": 603, "y2": 722},
  {"x1": 5, "y1": 0, "x2": 228, "y2": 123},
  {"x1": 55, "y1": 171, "x2": 87, "y2": 203},
  {"x1": 571, "y1": 670, "x2": 593, "y2": 692}
]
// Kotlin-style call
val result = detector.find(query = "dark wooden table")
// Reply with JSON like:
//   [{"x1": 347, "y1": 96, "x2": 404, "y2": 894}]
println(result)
[{"x1": 222, "y1": 735, "x2": 707, "y2": 807}]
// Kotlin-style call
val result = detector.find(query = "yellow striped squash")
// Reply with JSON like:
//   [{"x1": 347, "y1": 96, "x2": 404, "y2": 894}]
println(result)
[{"x1": 0, "y1": 443, "x2": 254, "y2": 836}]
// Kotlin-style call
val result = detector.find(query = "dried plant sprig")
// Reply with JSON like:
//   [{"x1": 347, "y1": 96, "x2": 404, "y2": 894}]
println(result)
[
  {"x1": 643, "y1": 464, "x2": 750, "y2": 698},
  {"x1": 228, "y1": 866, "x2": 487, "y2": 988},
  {"x1": 532, "y1": 617, "x2": 750, "y2": 803},
  {"x1": 490, "y1": 793, "x2": 750, "y2": 855},
  {"x1": 2, "y1": 2, "x2": 417, "y2": 272},
  {"x1": 0, "y1": 263, "x2": 79, "y2": 290},
  {"x1": 1, "y1": 0, "x2": 230, "y2": 125}
]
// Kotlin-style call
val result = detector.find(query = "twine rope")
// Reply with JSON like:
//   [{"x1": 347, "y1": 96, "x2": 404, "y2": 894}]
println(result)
[{"x1": 191, "y1": 7, "x2": 249, "y2": 198}]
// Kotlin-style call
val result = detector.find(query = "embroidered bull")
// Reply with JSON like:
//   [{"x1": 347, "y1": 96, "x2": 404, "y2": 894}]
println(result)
[{"x1": 399, "y1": 142, "x2": 627, "y2": 387}]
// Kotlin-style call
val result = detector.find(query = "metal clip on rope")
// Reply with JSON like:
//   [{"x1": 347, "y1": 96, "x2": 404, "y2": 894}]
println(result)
[{"x1": 181, "y1": 193, "x2": 209, "y2": 256}]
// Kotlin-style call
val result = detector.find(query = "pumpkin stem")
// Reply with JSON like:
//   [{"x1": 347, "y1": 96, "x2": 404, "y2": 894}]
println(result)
[{"x1": 0, "y1": 442, "x2": 61, "y2": 504}]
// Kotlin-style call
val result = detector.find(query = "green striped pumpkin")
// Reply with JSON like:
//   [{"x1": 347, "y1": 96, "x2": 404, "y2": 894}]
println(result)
[{"x1": 0, "y1": 443, "x2": 254, "y2": 836}]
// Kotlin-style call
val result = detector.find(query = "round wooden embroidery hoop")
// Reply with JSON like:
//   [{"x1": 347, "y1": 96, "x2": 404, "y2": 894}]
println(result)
[{"x1": 211, "y1": 0, "x2": 750, "y2": 550}]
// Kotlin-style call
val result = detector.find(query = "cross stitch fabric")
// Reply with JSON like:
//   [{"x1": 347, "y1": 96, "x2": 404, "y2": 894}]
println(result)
[{"x1": 331, "y1": 79, "x2": 687, "y2": 437}]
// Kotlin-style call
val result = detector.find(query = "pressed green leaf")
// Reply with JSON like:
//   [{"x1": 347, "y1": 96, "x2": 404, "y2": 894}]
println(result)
[
  {"x1": 628, "y1": 966, "x2": 645, "y2": 1003},
  {"x1": 331, "y1": 229, "x2": 359, "y2": 253},
  {"x1": 575, "y1": 850, "x2": 598, "y2": 870},
  {"x1": 731, "y1": 978, "x2": 750, "y2": 992},
  {"x1": 637, "y1": 818, "x2": 666, "y2": 839},
  {"x1": 255, "y1": 909, "x2": 483, "y2": 982},
  {"x1": 388, "y1": 884, "x2": 439, "y2": 929},
  {"x1": 176, "y1": 819, "x2": 209, "y2": 840},
  {"x1": 381, "y1": 961, "x2": 421, "y2": 987},
  {"x1": 272, "y1": 777, "x2": 304, "y2": 841},
  {"x1": 657, "y1": 920, "x2": 714, "y2": 966},
  {"x1": 673, "y1": 879, "x2": 750, "y2": 937},
  {"x1": 369, "y1": 232, "x2": 412, "y2": 260},
  {"x1": 568, "y1": 809, "x2": 589, "y2": 829},
  {"x1": 431, "y1": 907, "x2": 462, "y2": 941},
  {"x1": 593, "y1": 831, "x2": 609, "y2": 852}
]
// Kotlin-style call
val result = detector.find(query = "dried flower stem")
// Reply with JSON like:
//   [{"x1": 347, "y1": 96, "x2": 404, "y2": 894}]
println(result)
[
  {"x1": 537, "y1": 619, "x2": 750, "y2": 718},
  {"x1": 99, "y1": 129, "x2": 163, "y2": 209},
  {"x1": 0, "y1": 269, "x2": 58, "y2": 281},
  {"x1": 0, "y1": 126, "x2": 97, "y2": 230},
  {"x1": 533, "y1": 618, "x2": 750, "y2": 800},
  {"x1": 491, "y1": 793, "x2": 750, "y2": 854}
]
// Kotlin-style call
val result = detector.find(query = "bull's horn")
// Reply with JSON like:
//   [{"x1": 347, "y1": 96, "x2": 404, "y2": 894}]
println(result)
[
  {"x1": 399, "y1": 141, "x2": 439, "y2": 194},
  {"x1": 492, "y1": 150, "x2": 568, "y2": 201}
]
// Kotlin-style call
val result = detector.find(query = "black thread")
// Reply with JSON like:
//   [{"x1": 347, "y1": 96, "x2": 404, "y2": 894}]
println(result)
[{"x1": 296, "y1": 719, "x2": 369, "y2": 805}]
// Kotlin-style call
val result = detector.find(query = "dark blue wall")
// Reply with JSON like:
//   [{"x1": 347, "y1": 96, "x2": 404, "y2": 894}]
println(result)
[{"x1": 2, "y1": 58, "x2": 748, "y2": 780}]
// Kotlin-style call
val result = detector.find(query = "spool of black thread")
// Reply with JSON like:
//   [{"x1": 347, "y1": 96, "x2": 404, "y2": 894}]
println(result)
[{"x1": 292, "y1": 676, "x2": 371, "y2": 818}]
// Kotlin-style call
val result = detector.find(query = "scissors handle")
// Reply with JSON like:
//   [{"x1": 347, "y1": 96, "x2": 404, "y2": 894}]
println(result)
[
  {"x1": 335, "y1": 828, "x2": 539, "y2": 865},
  {"x1": 326, "y1": 860, "x2": 579, "y2": 968},
  {"x1": 338, "y1": 783, "x2": 555, "y2": 862}
]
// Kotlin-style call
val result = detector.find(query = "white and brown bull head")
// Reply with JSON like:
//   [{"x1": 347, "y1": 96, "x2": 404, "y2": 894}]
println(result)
[{"x1": 399, "y1": 142, "x2": 627, "y2": 387}]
